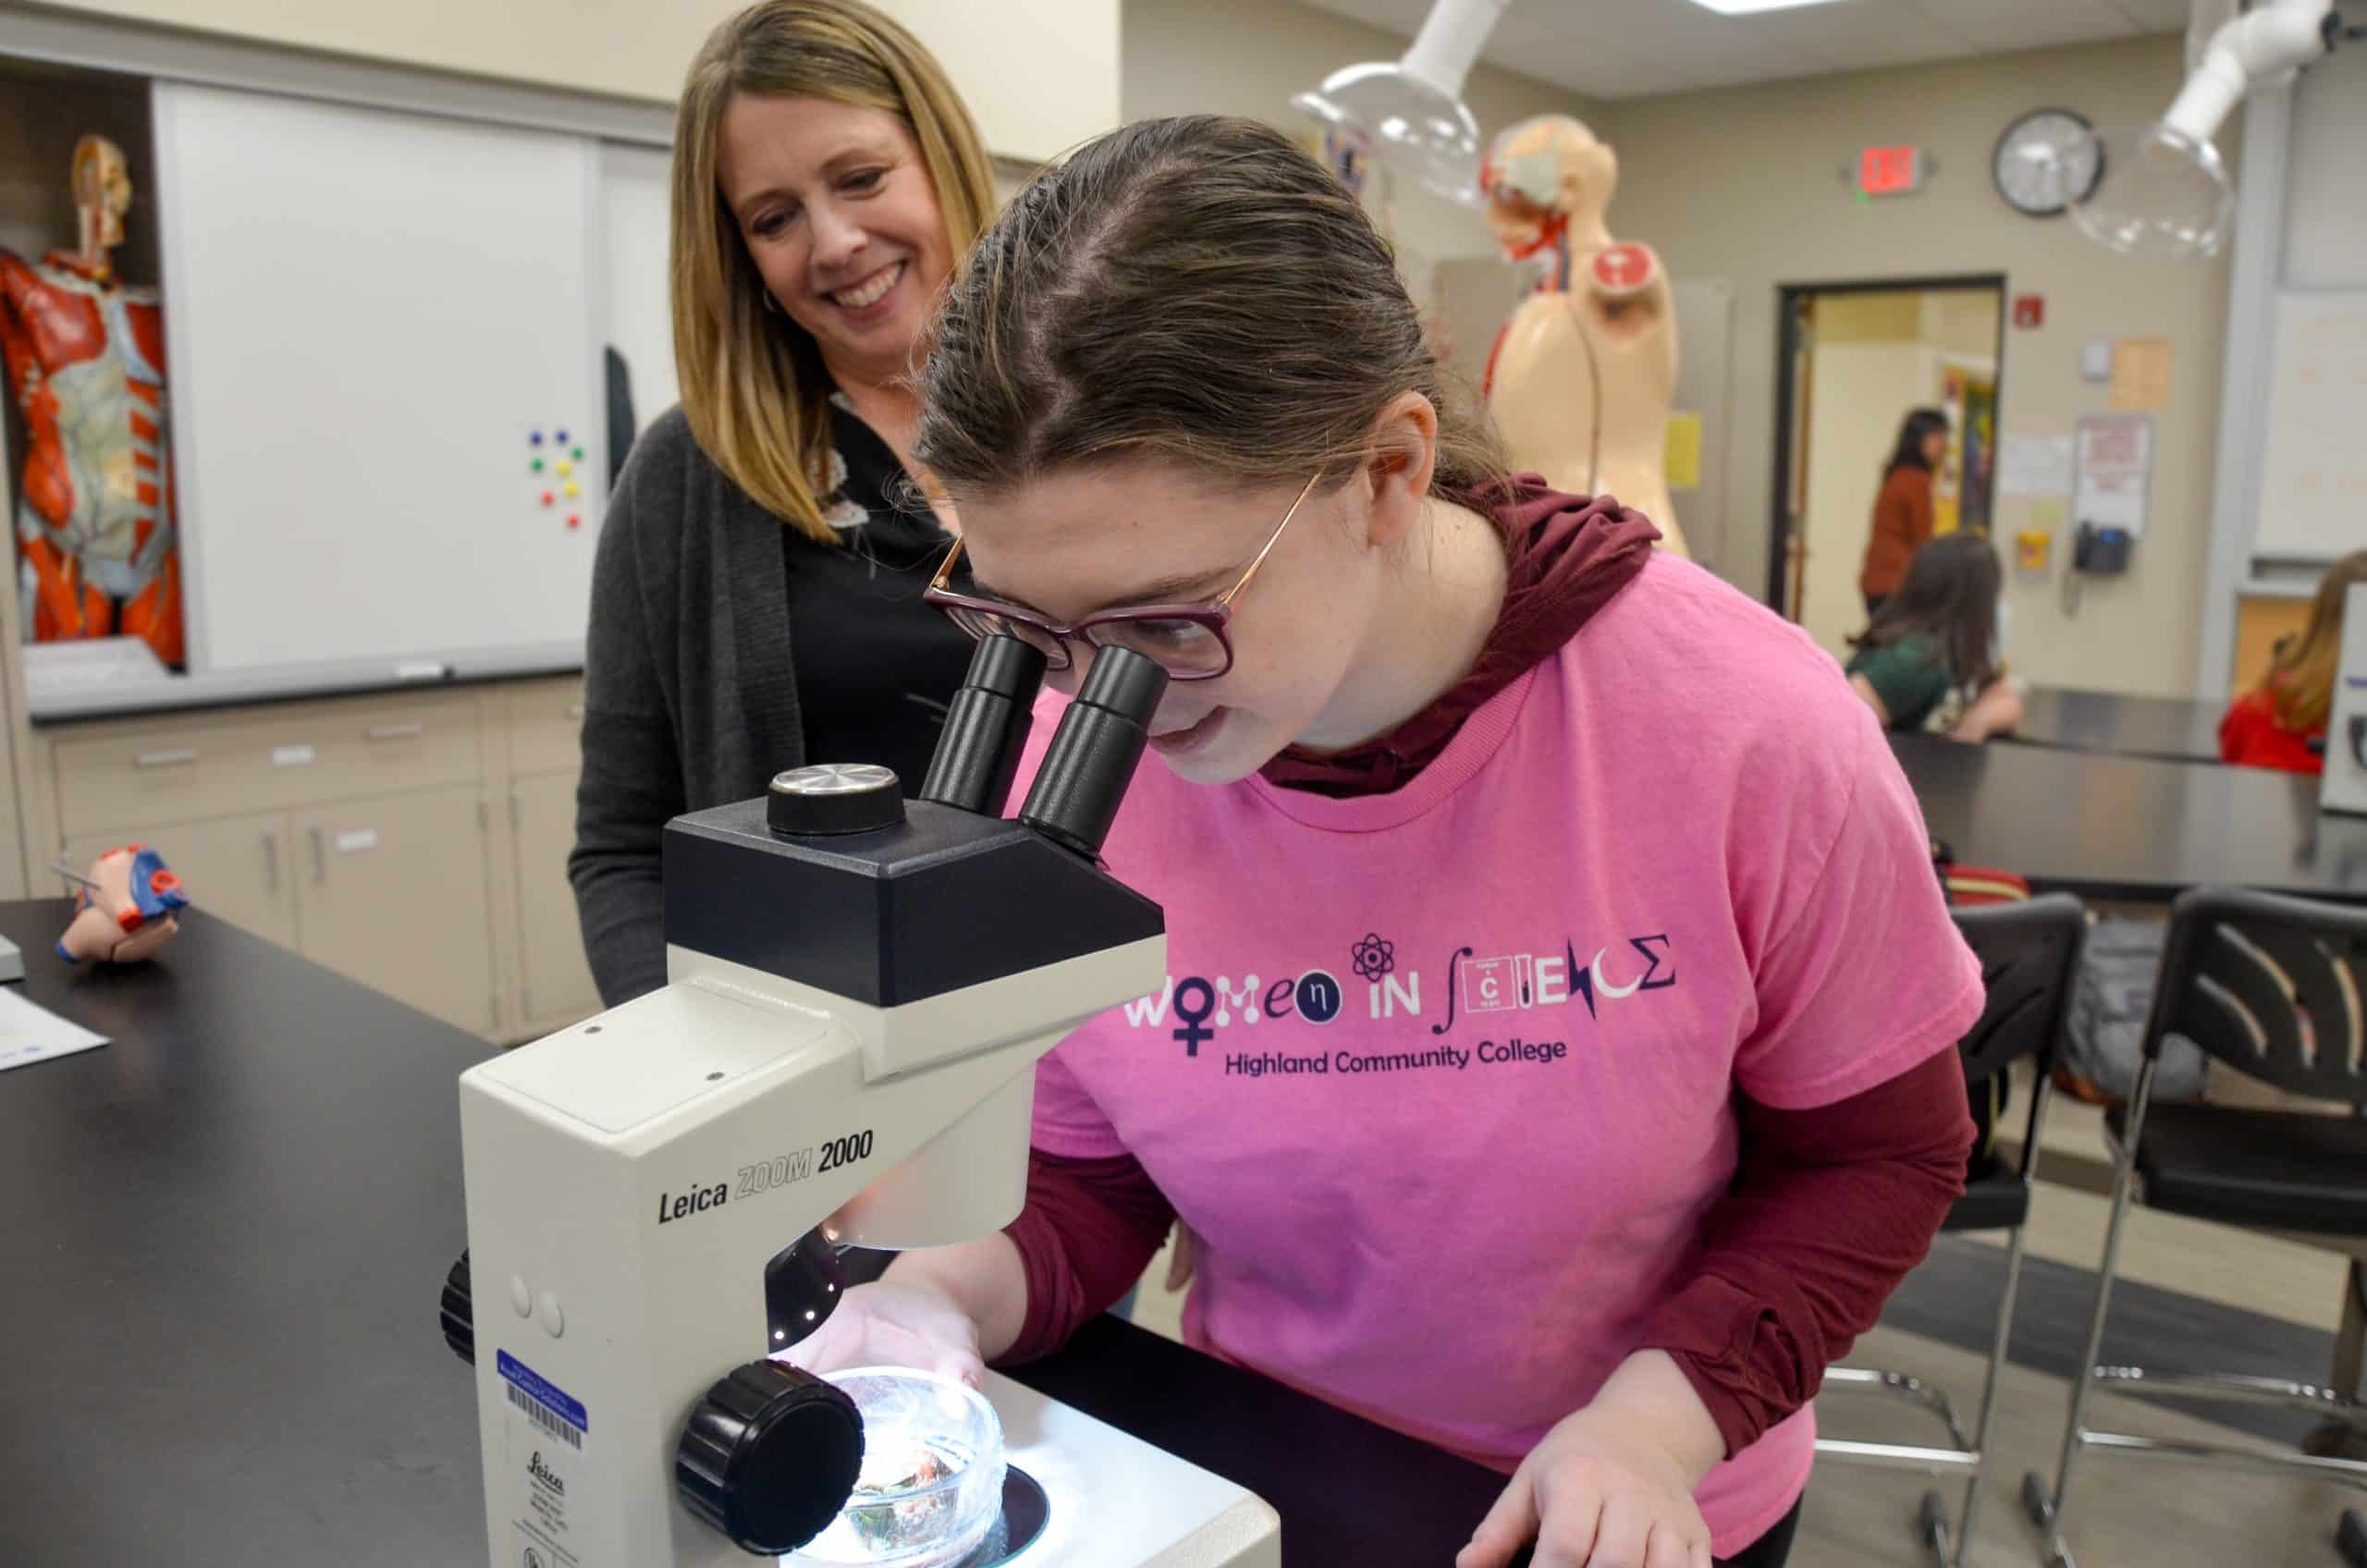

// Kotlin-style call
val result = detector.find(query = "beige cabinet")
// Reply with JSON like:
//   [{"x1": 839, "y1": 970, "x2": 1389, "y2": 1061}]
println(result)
[
  {"x1": 509, "y1": 769, "x2": 598, "y2": 1029},
  {"x1": 65, "y1": 811, "x2": 298, "y2": 951},
  {"x1": 291, "y1": 787, "x2": 495, "y2": 1035},
  {"x1": 25, "y1": 679, "x2": 592, "y2": 1043}
]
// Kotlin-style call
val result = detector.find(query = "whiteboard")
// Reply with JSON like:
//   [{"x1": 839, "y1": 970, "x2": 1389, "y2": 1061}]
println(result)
[
  {"x1": 2255, "y1": 290, "x2": 2367, "y2": 562},
  {"x1": 601, "y1": 141, "x2": 677, "y2": 447},
  {"x1": 155, "y1": 81, "x2": 604, "y2": 676}
]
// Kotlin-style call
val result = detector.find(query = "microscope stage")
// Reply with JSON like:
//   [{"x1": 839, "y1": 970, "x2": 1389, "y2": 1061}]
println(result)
[{"x1": 939, "y1": 1372, "x2": 1281, "y2": 1568}]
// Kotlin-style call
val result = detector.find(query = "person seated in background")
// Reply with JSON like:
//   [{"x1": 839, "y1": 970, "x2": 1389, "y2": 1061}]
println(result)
[
  {"x1": 2218, "y1": 549, "x2": 2367, "y2": 774},
  {"x1": 1857, "y1": 407, "x2": 1948, "y2": 619},
  {"x1": 1846, "y1": 532, "x2": 2024, "y2": 741}
]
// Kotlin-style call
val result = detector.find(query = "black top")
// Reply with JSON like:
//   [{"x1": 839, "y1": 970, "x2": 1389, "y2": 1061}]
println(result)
[
  {"x1": 1892, "y1": 732, "x2": 2367, "y2": 904},
  {"x1": 2003, "y1": 686, "x2": 2226, "y2": 765},
  {"x1": 781, "y1": 402, "x2": 974, "y2": 796},
  {"x1": 664, "y1": 795, "x2": 1161, "y2": 1010},
  {"x1": 0, "y1": 899, "x2": 1533, "y2": 1566}
]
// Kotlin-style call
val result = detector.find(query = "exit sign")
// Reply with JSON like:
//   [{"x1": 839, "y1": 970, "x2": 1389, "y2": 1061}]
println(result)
[{"x1": 1857, "y1": 144, "x2": 1928, "y2": 197}]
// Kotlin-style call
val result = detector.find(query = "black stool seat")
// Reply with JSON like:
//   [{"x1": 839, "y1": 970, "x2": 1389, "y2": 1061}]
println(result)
[
  {"x1": 2107, "y1": 1103, "x2": 2367, "y2": 1233},
  {"x1": 1945, "y1": 1153, "x2": 2032, "y2": 1232}
]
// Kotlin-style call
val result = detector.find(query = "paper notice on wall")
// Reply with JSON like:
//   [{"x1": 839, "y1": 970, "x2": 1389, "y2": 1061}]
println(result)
[
  {"x1": 1664, "y1": 411, "x2": 1702, "y2": 490},
  {"x1": 2000, "y1": 435, "x2": 2076, "y2": 496},
  {"x1": 2075, "y1": 415, "x2": 2155, "y2": 538},
  {"x1": 2112, "y1": 337, "x2": 2172, "y2": 411}
]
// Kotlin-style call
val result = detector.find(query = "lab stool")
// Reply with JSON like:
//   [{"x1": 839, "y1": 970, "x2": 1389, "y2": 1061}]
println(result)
[
  {"x1": 2023, "y1": 887, "x2": 2367, "y2": 1568},
  {"x1": 1814, "y1": 894, "x2": 2087, "y2": 1568}
]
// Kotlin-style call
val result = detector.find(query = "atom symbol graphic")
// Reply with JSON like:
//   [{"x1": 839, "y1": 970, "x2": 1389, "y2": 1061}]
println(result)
[{"x1": 1350, "y1": 933, "x2": 1395, "y2": 982}]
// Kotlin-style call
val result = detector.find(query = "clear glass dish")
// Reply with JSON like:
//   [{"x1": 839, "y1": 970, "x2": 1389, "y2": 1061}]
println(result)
[{"x1": 787, "y1": 1367, "x2": 1006, "y2": 1568}]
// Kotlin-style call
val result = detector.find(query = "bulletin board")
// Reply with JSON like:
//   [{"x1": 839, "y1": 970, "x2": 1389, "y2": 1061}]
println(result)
[{"x1": 2254, "y1": 289, "x2": 2367, "y2": 562}]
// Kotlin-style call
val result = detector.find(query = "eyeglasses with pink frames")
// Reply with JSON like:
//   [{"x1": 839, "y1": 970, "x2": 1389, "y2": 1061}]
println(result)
[{"x1": 923, "y1": 472, "x2": 1321, "y2": 681}]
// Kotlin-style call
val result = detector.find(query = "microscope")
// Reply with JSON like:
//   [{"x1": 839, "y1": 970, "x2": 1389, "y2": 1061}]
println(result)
[{"x1": 440, "y1": 638, "x2": 1282, "y2": 1566}]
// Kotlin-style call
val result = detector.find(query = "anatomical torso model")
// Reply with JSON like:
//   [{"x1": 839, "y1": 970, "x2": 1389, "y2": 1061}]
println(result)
[
  {"x1": 0, "y1": 134, "x2": 183, "y2": 665},
  {"x1": 1481, "y1": 115, "x2": 1686, "y2": 557}
]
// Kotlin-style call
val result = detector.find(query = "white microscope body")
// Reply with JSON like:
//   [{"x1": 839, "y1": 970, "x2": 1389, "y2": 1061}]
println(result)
[{"x1": 451, "y1": 642, "x2": 1281, "y2": 1567}]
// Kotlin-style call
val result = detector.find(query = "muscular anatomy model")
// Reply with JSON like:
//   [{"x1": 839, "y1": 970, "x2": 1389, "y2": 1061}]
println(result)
[
  {"x1": 1, "y1": 135, "x2": 183, "y2": 665},
  {"x1": 1480, "y1": 115, "x2": 1686, "y2": 557}
]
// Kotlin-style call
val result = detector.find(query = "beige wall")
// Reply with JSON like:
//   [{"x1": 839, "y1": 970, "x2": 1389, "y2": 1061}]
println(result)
[
  {"x1": 1923, "y1": 289, "x2": 2001, "y2": 361},
  {"x1": 1594, "y1": 35, "x2": 2231, "y2": 698},
  {"x1": 30, "y1": 0, "x2": 1121, "y2": 161},
  {"x1": 1122, "y1": 0, "x2": 1595, "y2": 311}
]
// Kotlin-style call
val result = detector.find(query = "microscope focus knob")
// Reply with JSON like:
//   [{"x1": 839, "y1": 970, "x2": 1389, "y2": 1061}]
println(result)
[
  {"x1": 767, "y1": 764, "x2": 904, "y2": 837},
  {"x1": 676, "y1": 1360, "x2": 865, "y2": 1555},
  {"x1": 438, "y1": 1249, "x2": 475, "y2": 1366}
]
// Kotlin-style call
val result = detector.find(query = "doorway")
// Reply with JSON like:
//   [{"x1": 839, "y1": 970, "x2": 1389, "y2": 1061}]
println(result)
[{"x1": 1770, "y1": 276, "x2": 2005, "y2": 662}]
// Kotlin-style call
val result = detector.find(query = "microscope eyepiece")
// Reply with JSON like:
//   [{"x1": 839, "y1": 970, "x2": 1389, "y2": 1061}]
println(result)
[
  {"x1": 1017, "y1": 647, "x2": 1170, "y2": 860},
  {"x1": 917, "y1": 633, "x2": 1049, "y2": 816}
]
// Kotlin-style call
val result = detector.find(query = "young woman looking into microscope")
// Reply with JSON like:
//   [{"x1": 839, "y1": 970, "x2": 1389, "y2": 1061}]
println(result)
[{"x1": 792, "y1": 117, "x2": 1978, "y2": 1568}]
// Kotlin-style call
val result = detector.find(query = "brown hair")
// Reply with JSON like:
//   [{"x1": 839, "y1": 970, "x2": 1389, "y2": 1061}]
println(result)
[
  {"x1": 914, "y1": 115, "x2": 1504, "y2": 505},
  {"x1": 1853, "y1": 531, "x2": 2004, "y2": 693},
  {"x1": 2262, "y1": 550, "x2": 2367, "y2": 732},
  {"x1": 671, "y1": 0, "x2": 997, "y2": 543}
]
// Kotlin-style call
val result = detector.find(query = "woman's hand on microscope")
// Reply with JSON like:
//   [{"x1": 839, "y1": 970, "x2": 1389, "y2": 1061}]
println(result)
[
  {"x1": 1457, "y1": 1352, "x2": 1721, "y2": 1568},
  {"x1": 780, "y1": 1278, "x2": 987, "y2": 1387}
]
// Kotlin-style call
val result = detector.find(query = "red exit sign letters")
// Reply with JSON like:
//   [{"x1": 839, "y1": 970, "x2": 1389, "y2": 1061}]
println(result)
[{"x1": 1857, "y1": 144, "x2": 1927, "y2": 197}]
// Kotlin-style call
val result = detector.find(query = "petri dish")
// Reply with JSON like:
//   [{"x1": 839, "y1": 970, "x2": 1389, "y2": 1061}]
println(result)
[{"x1": 787, "y1": 1367, "x2": 1006, "y2": 1568}]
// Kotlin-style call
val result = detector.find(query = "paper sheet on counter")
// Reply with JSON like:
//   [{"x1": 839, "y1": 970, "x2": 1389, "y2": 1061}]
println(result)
[{"x1": 0, "y1": 986, "x2": 109, "y2": 1072}]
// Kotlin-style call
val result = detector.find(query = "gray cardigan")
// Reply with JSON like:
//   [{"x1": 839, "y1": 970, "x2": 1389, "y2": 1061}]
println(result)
[{"x1": 569, "y1": 408, "x2": 804, "y2": 1007}]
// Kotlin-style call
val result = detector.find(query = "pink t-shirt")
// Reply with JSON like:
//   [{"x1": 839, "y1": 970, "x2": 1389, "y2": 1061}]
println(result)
[{"x1": 1016, "y1": 552, "x2": 1982, "y2": 1556}]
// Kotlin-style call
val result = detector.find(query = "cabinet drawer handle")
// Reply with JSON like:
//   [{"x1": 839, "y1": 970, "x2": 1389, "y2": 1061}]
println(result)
[
  {"x1": 366, "y1": 723, "x2": 424, "y2": 741},
  {"x1": 263, "y1": 833, "x2": 279, "y2": 894},
  {"x1": 310, "y1": 827, "x2": 326, "y2": 885},
  {"x1": 133, "y1": 748, "x2": 198, "y2": 769}
]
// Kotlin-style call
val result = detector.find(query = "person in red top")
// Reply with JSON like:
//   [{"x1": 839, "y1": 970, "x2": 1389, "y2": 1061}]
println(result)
[
  {"x1": 2218, "y1": 550, "x2": 2367, "y2": 774},
  {"x1": 1857, "y1": 409, "x2": 1948, "y2": 619}
]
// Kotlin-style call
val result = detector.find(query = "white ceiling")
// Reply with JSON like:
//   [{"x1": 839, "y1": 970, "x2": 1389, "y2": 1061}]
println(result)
[{"x1": 1294, "y1": 0, "x2": 2193, "y2": 100}]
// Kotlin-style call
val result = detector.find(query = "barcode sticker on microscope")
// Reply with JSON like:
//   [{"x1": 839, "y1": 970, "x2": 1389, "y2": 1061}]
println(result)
[
  {"x1": 508, "y1": 1381, "x2": 583, "y2": 1448},
  {"x1": 498, "y1": 1350, "x2": 589, "y2": 1451}
]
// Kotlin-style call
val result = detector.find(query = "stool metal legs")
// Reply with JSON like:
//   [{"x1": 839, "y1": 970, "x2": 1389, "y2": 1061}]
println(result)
[
  {"x1": 2027, "y1": 1057, "x2": 2367, "y2": 1567},
  {"x1": 1813, "y1": 1074, "x2": 2051, "y2": 1568},
  {"x1": 2021, "y1": 1057, "x2": 2152, "y2": 1568}
]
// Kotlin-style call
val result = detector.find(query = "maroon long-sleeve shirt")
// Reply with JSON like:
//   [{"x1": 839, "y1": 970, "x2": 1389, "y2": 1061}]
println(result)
[{"x1": 998, "y1": 484, "x2": 1973, "y2": 1455}]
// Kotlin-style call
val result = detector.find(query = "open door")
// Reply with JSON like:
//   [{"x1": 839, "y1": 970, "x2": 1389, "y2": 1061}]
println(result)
[{"x1": 1768, "y1": 276, "x2": 2006, "y2": 659}]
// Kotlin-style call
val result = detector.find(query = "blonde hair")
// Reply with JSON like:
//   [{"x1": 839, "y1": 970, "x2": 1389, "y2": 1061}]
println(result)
[
  {"x1": 2263, "y1": 549, "x2": 2367, "y2": 732},
  {"x1": 914, "y1": 116, "x2": 1505, "y2": 503},
  {"x1": 671, "y1": 0, "x2": 996, "y2": 543}
]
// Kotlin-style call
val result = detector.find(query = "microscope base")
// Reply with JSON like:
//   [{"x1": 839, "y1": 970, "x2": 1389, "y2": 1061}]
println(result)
[{"x1": 976, "y1": 1369, "x2": 1281, "y2": 1566}]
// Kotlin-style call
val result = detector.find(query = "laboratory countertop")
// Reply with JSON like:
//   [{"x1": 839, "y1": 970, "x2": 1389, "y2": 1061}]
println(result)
[
  {"x1": 2003, "y1": 686, "x2": 2226, "y2": 765},
  {"x1": 1890, "y1": 731, "x2": 2367, "y2": 905},
  {"x1": 0, "y1": 900, "x2": 1527, "y2": 1566}
]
